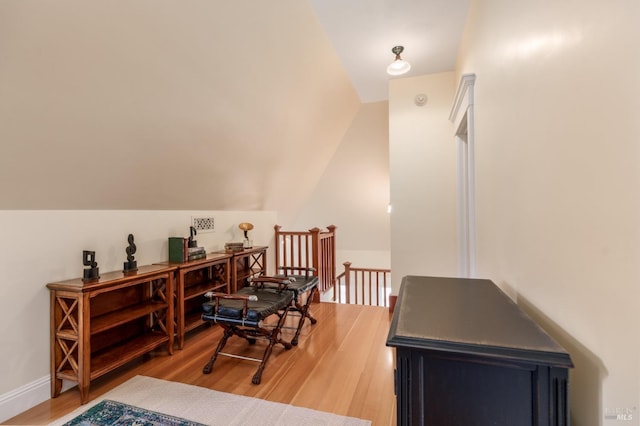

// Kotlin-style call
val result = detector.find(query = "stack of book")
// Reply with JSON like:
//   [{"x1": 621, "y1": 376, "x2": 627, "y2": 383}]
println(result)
[
  {"x1": 168, "y1": 237, "x2": 207, "y2": 262},
  {"x1": 187, "y1": 246, "x2": 206, "y2": 261},
  {"x1": 224, "y1": 242, "x2": 245, "y2": 253}
]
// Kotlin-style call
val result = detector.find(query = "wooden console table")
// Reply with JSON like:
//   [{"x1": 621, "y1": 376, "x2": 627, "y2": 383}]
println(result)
[
  {"x1": 155, "y1": 252, "x2": 231, "y2": 349},
  {"x1": 48, "y1": 264, "x2": 175, "y2": 404},
  {"x1": 387, "y1": 275, "x2": 573, "y2": 426}
]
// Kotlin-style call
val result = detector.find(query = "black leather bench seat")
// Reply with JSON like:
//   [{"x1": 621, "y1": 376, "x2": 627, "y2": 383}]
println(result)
[
  {"x1": 202, "y1": 287, "x2": 293, "y2": 328},
  {"x1": 265, "y1": 271, "x2": 319, "y2": 346},
  {"x1": 275, "y1": 274, "x2": 319, "y2": 296}
]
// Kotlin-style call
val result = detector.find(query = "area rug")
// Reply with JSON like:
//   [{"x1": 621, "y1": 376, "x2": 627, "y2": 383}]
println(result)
[
  {"x1": 49, "y1": 376, "x2": 371, "y2": 426},
  {"x1": 60, "y1": 399, "x2": 206, "y2": 426}
]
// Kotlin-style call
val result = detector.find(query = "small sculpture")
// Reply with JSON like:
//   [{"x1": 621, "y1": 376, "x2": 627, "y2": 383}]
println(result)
[
  {"x1": 123, "y1": 234, "x2": 138, "y2": 273},
  {"x1": 82, "y1": 250, "x2": 100, "y2": 282},
  {"x1": 188, "y1": 226, "x2": 198, "y2": 248}
]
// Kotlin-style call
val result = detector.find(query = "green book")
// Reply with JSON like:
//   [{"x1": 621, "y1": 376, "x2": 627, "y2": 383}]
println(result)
[{"x1": 168, "y1": 237, "x2": 186, "y2": 263}]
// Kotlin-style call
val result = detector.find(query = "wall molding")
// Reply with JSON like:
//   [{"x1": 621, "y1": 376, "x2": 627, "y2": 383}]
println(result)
[
  {"x1": 0, "y1": 375, "x2": 49, "y2": 422},
  {"x1": 449, "y1": 73, "x2": 477, "y2": 278},
  {"x1": 0, "y1": 376, "x2": 74, "y2": 422},
  {"x1": 449, "y1": 74, "x2": 476, "y2": 129}
]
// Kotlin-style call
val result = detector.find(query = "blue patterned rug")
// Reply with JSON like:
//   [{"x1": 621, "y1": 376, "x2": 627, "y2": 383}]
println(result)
[{"x1": 62, "y1": 399, "x2": 206, "y2": 426}]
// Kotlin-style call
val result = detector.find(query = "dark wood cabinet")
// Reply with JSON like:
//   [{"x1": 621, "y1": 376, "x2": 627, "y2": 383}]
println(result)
[
  {"x1": 387, "y1": 276, "x2": 573, "y2": 426},
  {"x1": 48, "y1": 265, "x2": 175, "y2": 403},
  {"x1": 156, "y1": 252, "x2": 231, "y2": 349}
]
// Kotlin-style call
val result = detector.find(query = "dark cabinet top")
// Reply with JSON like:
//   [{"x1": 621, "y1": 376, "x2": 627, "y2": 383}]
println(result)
[{"x1": 386, "y1": 275, "x2": 573, "y2": 368}]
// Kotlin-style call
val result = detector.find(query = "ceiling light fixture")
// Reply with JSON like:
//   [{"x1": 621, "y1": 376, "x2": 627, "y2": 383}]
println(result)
[{"x1": 386, "y1": 45, "x2": 411, "y2": 76}]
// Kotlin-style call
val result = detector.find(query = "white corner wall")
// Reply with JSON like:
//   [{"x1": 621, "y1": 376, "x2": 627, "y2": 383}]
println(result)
[
  {"x1": 456, "y1": 0, "x2": 640, "y2": 423},
  {"x1": 0, "y1": 210, "x2": 276, "y2": 422},
  {"x1": 388, "y1": 72, "x2": 458, "y2": 294}
]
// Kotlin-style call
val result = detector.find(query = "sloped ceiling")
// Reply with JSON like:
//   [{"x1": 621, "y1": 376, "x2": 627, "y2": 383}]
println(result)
[{"x1": 0, "y1": 1, "x2": 360, "y2": 218}]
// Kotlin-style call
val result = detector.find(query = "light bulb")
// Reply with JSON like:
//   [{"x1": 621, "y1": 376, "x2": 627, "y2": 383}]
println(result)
[{"x1": 387, "y1": 59, "x2": 411, "y2": 76}]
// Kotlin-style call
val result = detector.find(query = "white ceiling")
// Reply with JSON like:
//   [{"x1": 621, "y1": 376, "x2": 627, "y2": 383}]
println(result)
[{"x1": 308, "y1": 0, "x2": 471, "y2": 103}]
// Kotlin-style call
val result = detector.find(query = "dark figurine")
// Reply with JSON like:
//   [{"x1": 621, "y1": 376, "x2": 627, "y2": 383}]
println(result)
[
  {"x1": 82, "y1": 250, "x2": 100, "y2": 282},
  {"x1": 123, "y1": 233, "x2": 138, "y2": 273},
  {"x1": 188, "y1": 226, "x2": 198, "y2": 248}
]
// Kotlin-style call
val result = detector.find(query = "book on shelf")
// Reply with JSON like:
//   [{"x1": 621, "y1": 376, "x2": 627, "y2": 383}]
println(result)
[
  {"x1": 188, "y1": 246, "x2": 205, "y2": 255},
  {"x1": 168, "y1": 237, "x2": 187, "y2": 263},
  {"x1": 224, "y1": 242, "x2": 245, "y2": 253},
  {"x1": 169, "y1": 237, "x2": 208, "y2": 263},
  {"x1": 188, "y1": 252, "x2": 207, "y2": 261}
]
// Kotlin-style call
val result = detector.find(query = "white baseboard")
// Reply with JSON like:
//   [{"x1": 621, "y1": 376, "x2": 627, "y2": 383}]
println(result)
[{"x1": 0, "y1": 376, "x2": 75, "y2": 423}]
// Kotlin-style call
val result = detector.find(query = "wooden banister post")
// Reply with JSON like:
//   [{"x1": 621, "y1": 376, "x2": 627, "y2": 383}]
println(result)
[
  {"x1": 327, "y1": 225, "x2": 336, "y2": 295},
  {"x1": 309, "y1": 227, "x2": 321, "y2": 277},
  {"x1": 274, "y1": 225, "x2": 282, "y2": 275},
  {"x1": 332, "y1": 226, "x2": 338, "y2": 303},
  {"x1": 309, "y1": 227, "x2": 321, "y2": 302},
  {"x1": 344, "y1": 262, "x2": 352, "y2": 304}
]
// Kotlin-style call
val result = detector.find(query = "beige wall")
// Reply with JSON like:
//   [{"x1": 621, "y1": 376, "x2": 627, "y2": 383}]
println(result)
[
  {"x1": 293, "y1": 101, "x2": 391, "y2": 269},
  {"x1": 457, "y1": 0, "x2": 640, "y2": 423},
  {"x1": 388, "y1": 72, "x2": 458, "y2": 290},
  {"x1": 0, "y1": 1, "x2": 359, "y2": 222}
]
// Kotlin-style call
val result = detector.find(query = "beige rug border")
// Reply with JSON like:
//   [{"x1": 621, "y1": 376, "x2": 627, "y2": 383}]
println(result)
[{"x1": 49, "y1": 376, "x2": 371, "y2": 426}]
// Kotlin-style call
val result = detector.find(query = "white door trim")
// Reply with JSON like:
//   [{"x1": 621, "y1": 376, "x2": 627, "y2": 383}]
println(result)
[{"x1": 449, "y1": 74, "x2": 476, "y2": 278}]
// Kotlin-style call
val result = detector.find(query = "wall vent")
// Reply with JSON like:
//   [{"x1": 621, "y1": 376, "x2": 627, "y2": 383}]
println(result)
[{"x1": 192, "y1": 217, "x2": 215, "y2": 233}]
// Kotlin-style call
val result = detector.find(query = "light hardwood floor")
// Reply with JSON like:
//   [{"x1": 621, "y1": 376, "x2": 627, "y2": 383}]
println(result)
[{"x1": 5, "y1": 302, "x2": 396, "y2": 425}]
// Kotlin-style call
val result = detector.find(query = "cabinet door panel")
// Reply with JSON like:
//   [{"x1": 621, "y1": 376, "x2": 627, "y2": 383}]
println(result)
[{"x1": 411, "y1": 351, "x2": 534, "y2": 426}]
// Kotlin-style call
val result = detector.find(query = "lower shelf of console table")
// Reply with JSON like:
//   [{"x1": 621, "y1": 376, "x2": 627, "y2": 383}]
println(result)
[{"x1": 48, "y1": 264, "x2": 175, "y2": 404}]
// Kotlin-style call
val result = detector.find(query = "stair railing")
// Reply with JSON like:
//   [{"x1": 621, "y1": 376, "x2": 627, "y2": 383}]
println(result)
[
  {"x1": 334, "y1": 262, "x2": 391, "y2": 307},
  {"x1": 274, "y1": 225, "x2": 337, "y2": 296}
]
